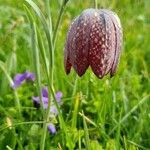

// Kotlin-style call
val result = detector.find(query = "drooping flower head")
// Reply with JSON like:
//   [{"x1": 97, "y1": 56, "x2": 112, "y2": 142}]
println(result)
[{"x1": 64, "y1": 8, "x2": 123, "y2": 78}]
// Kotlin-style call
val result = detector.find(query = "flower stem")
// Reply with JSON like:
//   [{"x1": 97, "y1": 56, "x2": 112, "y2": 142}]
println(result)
[
  {"x1": 45, "y1": 0, "x2": 53, "y2": 34},
  {"x1": 53, "y1": 0, "x2": 69, "y2": 48},
  {"x1": 40, "y1": 1, "x2": 69, "y2": 150},
  {"x1": 31, "y1": 22, "x2": 44, "y2": 116},
  {"x1": 0, "y1": 61, "x2": 21, "y2": 118},
  {"x1": 66, "y1": 75, "x2": 78, "y2": 121},
  {"x1": 94, "y1": 0, "x2": 98, "y2": 9},
  {"x1": 25, "y1": 0, "x2": 72, "y2": 149}
]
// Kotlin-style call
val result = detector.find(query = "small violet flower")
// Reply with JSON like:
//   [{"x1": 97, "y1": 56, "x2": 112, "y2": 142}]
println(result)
[
  {"x1": 32, "y1": 87, "x2": 63, "y2": 116},
  {"x1": 47, "y1": 123, "x2": 56, "y2": 134},
  {"x1": 12, "y1": 71, "x2": 35, "y2": 89},
  {"x1": 55, "y1": 91, "x2": 63, "y2": 104},
  {"x1": 32, "y1": 87, "x2": 62, "y2": 134}
]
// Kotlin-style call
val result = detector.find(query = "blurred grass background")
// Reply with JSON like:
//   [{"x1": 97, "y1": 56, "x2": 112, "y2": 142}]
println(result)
[{"x1": 0, "y1": 0, "x2": 150, "y2": 149}]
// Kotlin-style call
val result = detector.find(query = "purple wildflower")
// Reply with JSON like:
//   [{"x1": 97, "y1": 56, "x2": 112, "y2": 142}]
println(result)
[
  {"x1": 12, "y1": 71, "x2": 35, "y2": 89},
  {"x1": 32, "y1": 96, "x2": 48, "y2": 109},
  {"x1": 32, "y1": 87, "x2": 63, "y2": 115},
  {"x1": 25, "y1": 71, "x2": 35, "y2": 81},
  {"x1": 47, "y1": 123, "x2": 56, "y2": 134},
  {"x1": 50, "y1": 105, "x2": 58, "y2": 115},
  {"x1": 55, "y1": 91, "x2": 63, "y2": 104},
  {"x1": 42, "y1": 87, "x2": 48, "y2": 97}
]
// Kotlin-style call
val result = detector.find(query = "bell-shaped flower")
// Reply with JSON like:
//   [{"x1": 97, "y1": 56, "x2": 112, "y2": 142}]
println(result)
[{"x1": 64, "y1": 8, "x2": 123, "y2": 78}]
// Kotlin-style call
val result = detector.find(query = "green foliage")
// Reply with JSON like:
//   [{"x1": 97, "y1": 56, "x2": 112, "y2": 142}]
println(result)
[{"x1": 0, "y1": 0, "x2": 150, "y2": 150}]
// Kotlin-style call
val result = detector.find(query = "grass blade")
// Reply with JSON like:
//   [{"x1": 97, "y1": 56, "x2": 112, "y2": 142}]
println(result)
[
  {"x1": 82, "y1": 110, "x2": 90, "y2": 150},
  {"x1": 109, "y1": 95, "x2": 150, "y2": 135},
  {"x1": 25, "y1": 0, "x2": 53, "y2": 82},
  {"x1": 71, "y1": 93, "x2": 80, "y2": 128},
  {"x1": 0, "y1": 61, "x2": 21, "y2": 115}
]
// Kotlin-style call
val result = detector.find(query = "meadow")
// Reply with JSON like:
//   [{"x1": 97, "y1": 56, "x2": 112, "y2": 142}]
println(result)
[{"x1": 0, "y1": 0, "x2": 150, "y2": 149}]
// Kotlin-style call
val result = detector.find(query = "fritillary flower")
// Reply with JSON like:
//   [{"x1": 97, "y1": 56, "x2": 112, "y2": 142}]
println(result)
[{"x1": 64, "y1": 8, "x2": 123, "y2": 78}]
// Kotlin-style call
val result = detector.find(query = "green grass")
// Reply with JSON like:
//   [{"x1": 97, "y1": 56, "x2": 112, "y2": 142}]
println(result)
[{"x1": 0, "y1": 0, "x2": 150, "y2": 149}]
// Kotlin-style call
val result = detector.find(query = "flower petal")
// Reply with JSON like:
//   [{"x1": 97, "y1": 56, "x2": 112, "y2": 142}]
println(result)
[
  {"x1": 101, "y1": 11, "x2": 116, "y2": 76},
  {"x1": 109, "y1": 12, "x2": 123, "y2": 76},
  {"x1": 12, "y1": 71, "x2": 35, "y2": 89},
  {"x1": 32, "y1": 96, "x2": 48, "y2": 109},
  {"x1": 32, "y1": 96, "x2": 40, "y2": 103},
  {"x1": 50, "y1": 105, "x2": 58, "y2": 116},
  {"x1": 69, "y1": 11, "x2": 92, "y2": 76},
  {"x1": 89, "y1": 11, "x2": 107, "y2": 78},
  {"x1": 42, "y1": 87, "x2": 48, "y2": 98},
  {"x1": 55, "y1": 91, "x2": 63, "y2": 104},
  {"x1": 64, "y1": 18, "x2": 78, "y2": 74},
  {"x1": 12, "y1": 73, "x2": 27, "y2": 88},
  {"x1": 25, "y1": 71, "x2": 35, "y2": 81},
  {"x1": 32, "y1": 96, "x2": 40, "y2": 108},
  {"x1": 42, "y1": 97, "x2": 49, "y2": 109},
  {"x1": 47, "y1": 123, "x2": 56, "y2": 134}
]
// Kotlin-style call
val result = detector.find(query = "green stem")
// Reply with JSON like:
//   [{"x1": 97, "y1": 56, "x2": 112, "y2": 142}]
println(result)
[
  {"x1": 66, "y1": 75, "x2": 78, "y2": 121},
  {"x1": 31, "y1": 23, "x2": 44, "y2": 115},
  {"x1": 42, "y1": 68, "x2": 74, "y2": 149},
  {"x1": 44, "y1": 0, "x2": 54, "y2": 86},
  {"x1": 53, "y1": 0, "x2": 69, "y2": 47},
  {"x1": 40, "y1": 28, "x2": 74, "y2": 150},
  {"x1": 40, "y1": 1, "x2": 70, "y2": 149},
  {"x1": 37, "y1": 27, "x2": 70, "y2": 149},
  {"x1": 25, "y1": 0, "x2": 73, "y2": 149},
  {"x1": 45, "y1": 0, "x2": 53, "y2": 35},
  {"x1": 82, "y1": 111, "x2": 90, "y2": 150},
  {"x1": 40, "y1": 76, "x2": 52, "y2": 150},
  {"x1": 0, "y1": 121, "x2": 47, "y2": 132},
  {"x1": 71, "y1": 93, "x2": 80, "y2": 128},
  {"x1": 0, "y1": 61, "x2": 21, "y2": 117},
  {"x1": 94, "y1": 0, "x2": 98, "y2": 9}
]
